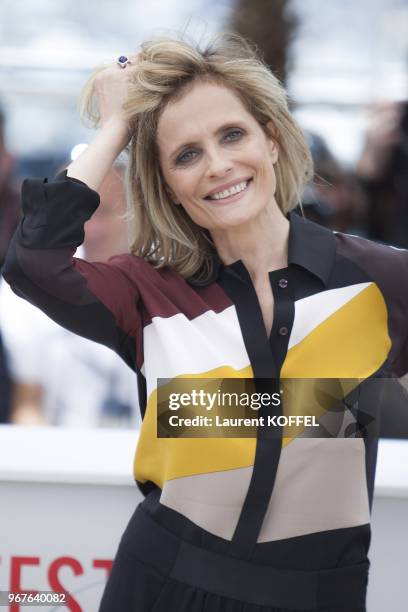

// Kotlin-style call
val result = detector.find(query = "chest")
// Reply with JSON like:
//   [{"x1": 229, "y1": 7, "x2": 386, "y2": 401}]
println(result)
[
  {"x1": 141, "y1": 277, "x2": 390, "y2": 392},
  {"x1": 253, "y1": 276, "x2": 274, "y2": 338}
]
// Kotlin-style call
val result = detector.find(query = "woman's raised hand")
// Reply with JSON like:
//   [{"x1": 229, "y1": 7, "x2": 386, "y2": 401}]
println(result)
[
  {"x1": 93, "y1": 55, "x2": 139, "y2": 132},
  {"x1": 66, "y1": 54, "x2": 139, "y2": 190}
]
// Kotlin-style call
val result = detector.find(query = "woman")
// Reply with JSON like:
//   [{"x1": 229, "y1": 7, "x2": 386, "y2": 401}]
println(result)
[{"x1": 2, "y1": 33, "x2": 408, "y2": 612}]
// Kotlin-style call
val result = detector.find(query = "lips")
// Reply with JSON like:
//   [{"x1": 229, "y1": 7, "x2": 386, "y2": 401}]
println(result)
[{"x1": 204, "y1": 178, "x2": 252, "y2": 200}]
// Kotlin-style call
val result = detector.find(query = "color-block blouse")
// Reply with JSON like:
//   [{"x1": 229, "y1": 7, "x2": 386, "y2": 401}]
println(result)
[{"x1": 2, "y1": 170, "x2": 408, "y2": 575}]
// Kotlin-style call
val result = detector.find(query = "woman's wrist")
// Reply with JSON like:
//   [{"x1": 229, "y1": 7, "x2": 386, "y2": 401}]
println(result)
[
  {"x1": 66, "y1": 118, "x2": 131, "y2": 191},
  {"x1": 100, "y1": 116, "x2": 131, "y2": 148}
]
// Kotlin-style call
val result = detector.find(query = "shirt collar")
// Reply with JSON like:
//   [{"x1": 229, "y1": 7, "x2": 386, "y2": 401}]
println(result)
[
  {"x1": 287, "y1": 211, "x2": 335, "y2": 286},
  {"x1": 187, "y1": 211, "x2": 336, "y2": 288}
]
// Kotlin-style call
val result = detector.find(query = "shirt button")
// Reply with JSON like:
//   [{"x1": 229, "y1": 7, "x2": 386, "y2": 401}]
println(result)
[
  {"x1": 278, "y1": 278, "x2": 288, "y2": 289},
  {"x1": 279, "y1": 326, "x2": 289, "y2": 336}
]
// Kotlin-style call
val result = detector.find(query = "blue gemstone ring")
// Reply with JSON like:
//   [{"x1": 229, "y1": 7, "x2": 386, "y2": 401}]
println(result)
[{"x1": 117, "y1": 55, "x2": 131, "y2": 69}]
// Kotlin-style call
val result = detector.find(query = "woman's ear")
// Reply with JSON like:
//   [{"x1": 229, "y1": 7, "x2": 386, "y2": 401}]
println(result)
[{"x1": 265, "y1": 120, "x2": 279, "y2": 164}]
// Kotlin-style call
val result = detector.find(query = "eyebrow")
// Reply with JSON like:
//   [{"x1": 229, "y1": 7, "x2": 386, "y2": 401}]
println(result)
[{"x1": 168, "y1": 121, "x2": 245, "y2": 161}]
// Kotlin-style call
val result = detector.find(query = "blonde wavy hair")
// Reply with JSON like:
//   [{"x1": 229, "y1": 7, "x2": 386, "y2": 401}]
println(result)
[{"x1": 80, "y1": 32, "x2": 313, "y2": 282}]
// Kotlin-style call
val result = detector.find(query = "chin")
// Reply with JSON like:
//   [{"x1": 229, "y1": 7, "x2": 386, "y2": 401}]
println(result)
[{"x1": 211, "y1": 211, "x2": 258, "y2": 230}]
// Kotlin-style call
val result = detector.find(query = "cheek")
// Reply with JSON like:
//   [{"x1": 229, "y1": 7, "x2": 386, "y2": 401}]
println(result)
[
  {"x1": 169, "y1": 173, "x2": 200, "y2": 201},
  {"x1": 256, "y1": 154, "x2": 276, "y2": 181},
  {"x1": 247, "y1": 141, "x2": 274, "y2": 171}
]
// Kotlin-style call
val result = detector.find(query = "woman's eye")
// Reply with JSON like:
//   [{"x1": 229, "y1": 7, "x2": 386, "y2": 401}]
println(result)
[
  {"x1": 175, "y1": 131, "x2": 243, "y2": 165},
  {"x1": 224, "y1": 129, "x2": 244, "y2": 142},
  {"x1": 177, "y1": 150, "x2": 197, "y2": 164}
]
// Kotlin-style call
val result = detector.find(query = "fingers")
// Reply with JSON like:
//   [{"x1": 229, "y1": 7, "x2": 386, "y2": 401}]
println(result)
[
  {"x1": 115, "y1": 52, "x2": 140, "y2": 68},
  {"x1": 110, "y1": 55, "x2": 139, "y2": 82}
]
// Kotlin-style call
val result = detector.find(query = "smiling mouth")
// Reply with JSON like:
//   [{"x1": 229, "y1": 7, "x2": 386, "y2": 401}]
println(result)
[{"x1": 204, "y1": 178, "x2": 252, "y2": 201}]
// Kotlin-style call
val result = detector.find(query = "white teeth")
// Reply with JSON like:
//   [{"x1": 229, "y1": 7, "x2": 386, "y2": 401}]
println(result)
[{"x1": 208, "y1": 180, "x2": 249, "y2": 200}]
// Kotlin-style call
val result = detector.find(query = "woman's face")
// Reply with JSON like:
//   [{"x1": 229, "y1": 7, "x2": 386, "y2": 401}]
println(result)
[{"x1": 157, "y1": 80, "x2": 279, "y2": 231}]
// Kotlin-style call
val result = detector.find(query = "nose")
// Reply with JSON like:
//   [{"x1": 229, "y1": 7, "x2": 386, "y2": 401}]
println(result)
[{"x1": 205, "y1": 146, "x2": 233, "y2": 178}]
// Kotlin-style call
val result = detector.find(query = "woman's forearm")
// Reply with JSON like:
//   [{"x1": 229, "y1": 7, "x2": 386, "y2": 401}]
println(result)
[
  {"x1": 66, "y1": 117, "x2": 131, "y2": 191},
  {"x1": 2, "y1": 172, "x2": 139, "y2": 364}
]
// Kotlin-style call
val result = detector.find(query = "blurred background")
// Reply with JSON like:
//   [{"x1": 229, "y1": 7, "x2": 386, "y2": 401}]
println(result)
[{"x1": 0, "y1": 0, "x2": 407, "y2": 433}]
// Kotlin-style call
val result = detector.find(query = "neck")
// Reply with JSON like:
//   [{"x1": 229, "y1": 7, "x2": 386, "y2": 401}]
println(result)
[{"x1": 210, "y1": 201, "x2": 290, "y2": 282}]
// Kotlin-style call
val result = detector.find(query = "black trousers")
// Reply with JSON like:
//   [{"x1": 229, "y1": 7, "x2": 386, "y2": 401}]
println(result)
[{"x1": 99, "y1": 505, "x2": 368, "y2": 612}]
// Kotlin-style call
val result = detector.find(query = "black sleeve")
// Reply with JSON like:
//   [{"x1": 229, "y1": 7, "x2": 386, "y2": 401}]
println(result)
[
  {"x1": 401, "y1": 308, "x2": 408, "y2": 376},
  {"x1": 336, "y1": 232, "x2": 408, "y2": 377},
  {"x1": 392, "y1": 246, "x2": 408, "y2": 376},
  {"x1": 1, "y1": 171, "x2": 141, "y2": 371}
]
